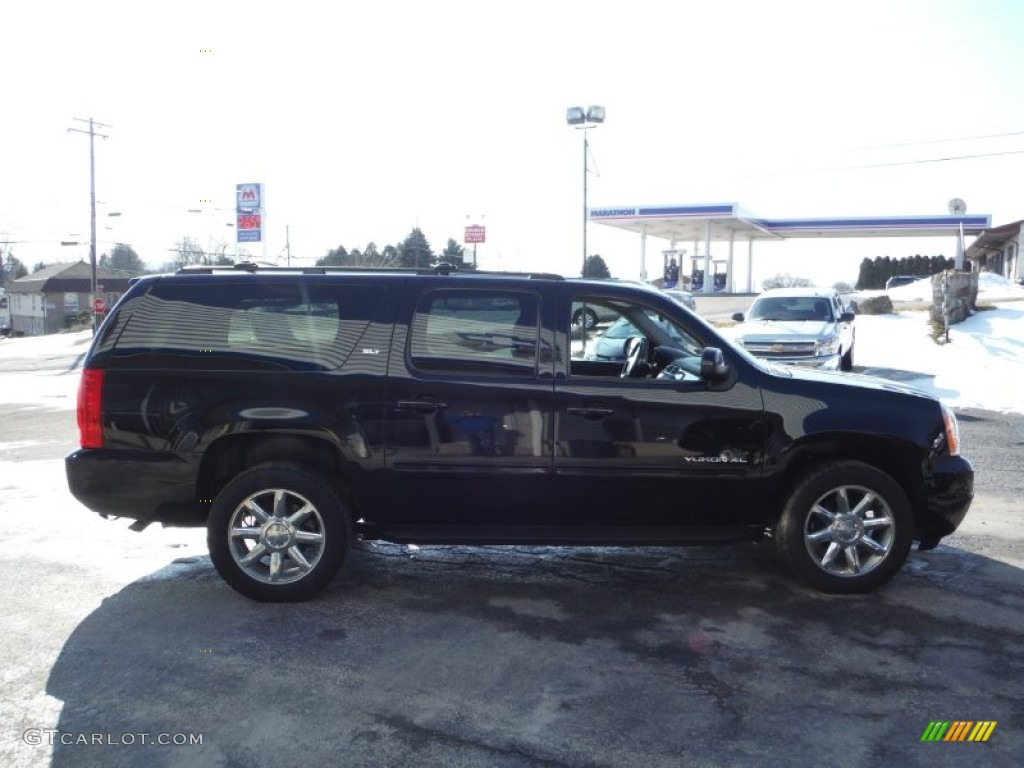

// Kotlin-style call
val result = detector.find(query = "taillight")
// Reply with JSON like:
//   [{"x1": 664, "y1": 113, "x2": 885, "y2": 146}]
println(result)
[
  {"x1": 941, "y1": 402, "x2": 960, "y2": 457},
  {"x1": 77, "y1": 368, "x2": 105, "y2": 449}
]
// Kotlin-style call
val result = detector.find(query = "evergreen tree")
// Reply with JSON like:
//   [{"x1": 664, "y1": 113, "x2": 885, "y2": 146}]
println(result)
[
  {"x1": 584, "y1": 254, "x2": 611, "y2": 279},
  {"x1": 316, "y1": 245, "x2": 349, "y2": 267},
  {"x1": 1, "y1": 250, "x2": 28, "y2": 287},
  {"x1": 397, "y1": 228, "x2": 434, "y2": 269},
  {"x1": 441, "y1": 238, "x2": 473, "y2": 270}
]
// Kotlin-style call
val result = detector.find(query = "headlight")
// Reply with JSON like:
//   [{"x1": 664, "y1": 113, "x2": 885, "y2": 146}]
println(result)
[
  {"x1": 941, "y1": 402, "x2": 961, "y2": 456},
  {"x1": 816, "y1": 335, "x2": 839, "y2": 356}
]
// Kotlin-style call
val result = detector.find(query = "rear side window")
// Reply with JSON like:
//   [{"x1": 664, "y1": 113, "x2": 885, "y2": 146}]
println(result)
[
  {"x1": 409, "y1": 289, "x2": 539, "y2": 376},
  {"x1": 99, "y1": 280, "x2": 382, "y2": 370}
]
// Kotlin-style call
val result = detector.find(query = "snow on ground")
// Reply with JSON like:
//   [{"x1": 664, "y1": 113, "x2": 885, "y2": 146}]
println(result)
[
  {"x1": 854, "y1": 303, "x2": 1024, "y2": 413},
  {"x1": 0, "y1": 330, "x2": 91, "y2": 412}
]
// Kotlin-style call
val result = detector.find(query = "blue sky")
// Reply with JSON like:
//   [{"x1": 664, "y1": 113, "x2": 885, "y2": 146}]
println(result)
[{"x1": 3, "y1": 0, "x2": 1023, "y2": 287}]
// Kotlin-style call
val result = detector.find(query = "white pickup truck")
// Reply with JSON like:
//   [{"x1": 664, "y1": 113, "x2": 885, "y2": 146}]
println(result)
[{"x1": 729, "y1": 287, "x2": 856, "y2": 371}]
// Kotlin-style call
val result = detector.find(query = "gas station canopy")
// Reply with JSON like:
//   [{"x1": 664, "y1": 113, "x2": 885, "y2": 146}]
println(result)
[
  {"x1": 589, "y1": 203, "x2": 992, "y2": 292},
  {"x1": 590, "y1": 202, "x2": 990, "y2": 241}
]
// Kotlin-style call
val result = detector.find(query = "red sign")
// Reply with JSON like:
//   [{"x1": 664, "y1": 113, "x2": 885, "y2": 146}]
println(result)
[
  {"x1": 238, "y1": 213, "x2": 262, "y2": 230},
  {"x1": 92, "y1": 298, "x2": 106, "y2": 313},
  {"x1": 464, "y1": 225, "x2": 486, "y2": 244}
]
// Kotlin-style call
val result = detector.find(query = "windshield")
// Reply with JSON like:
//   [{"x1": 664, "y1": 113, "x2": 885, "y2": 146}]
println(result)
[{"x1": 748, "y1": 296, "x2": 834, "y2": 322}]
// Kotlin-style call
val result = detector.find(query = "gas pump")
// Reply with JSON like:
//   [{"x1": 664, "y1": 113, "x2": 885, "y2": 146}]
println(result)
[{"x1": 661, "y1": 249, "x2": 681, "y2": 289}]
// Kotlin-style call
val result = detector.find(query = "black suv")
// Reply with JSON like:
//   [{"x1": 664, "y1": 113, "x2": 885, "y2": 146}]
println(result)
[{"x1": 66, "y1": 265, "x2": 973, "y2": 601}]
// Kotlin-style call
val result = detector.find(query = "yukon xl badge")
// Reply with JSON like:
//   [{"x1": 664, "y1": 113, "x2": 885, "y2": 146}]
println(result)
[{"x1": 684, "y1": 456, "x2": 749, "y2": 464}]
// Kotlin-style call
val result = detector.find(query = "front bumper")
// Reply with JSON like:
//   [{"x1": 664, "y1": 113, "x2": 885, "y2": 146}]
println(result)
[
  {"x1": 758, "y1": 353, "x2": 841, "y2": 370},
  {"x1": 917, "y1": 454, "x2": 974, "y2": 547}
]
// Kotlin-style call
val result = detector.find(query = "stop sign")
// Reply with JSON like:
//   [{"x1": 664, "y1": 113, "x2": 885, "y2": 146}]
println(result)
[{"x1": 93, "y1": 298, "x2": 106, "y2": 313}]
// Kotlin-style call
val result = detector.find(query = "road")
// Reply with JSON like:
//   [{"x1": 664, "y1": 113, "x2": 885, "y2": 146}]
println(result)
[{"x1": 1, "y1": 333, "x2": 1021, "y2": 768}]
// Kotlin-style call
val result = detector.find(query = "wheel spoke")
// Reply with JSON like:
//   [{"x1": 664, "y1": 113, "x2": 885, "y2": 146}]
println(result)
[
  {"x1": 293, "y1": 530, "x2": 324, "y2": 544},
  {"x1": 807, "y1": 528, "x2": 833, "y2": 543},
  {"x1": 288, "y1": 502, "x2": 316, "y2": 527},
  {"x1": 861, "y1": 536, "x2": 889, "y2": 555},
  {"x1": 268, "y1": 552, "x2": 283, "y2": 580},
  {"x1": 287, "y1": 546, "x2": 313, "y2": 572},
  {"x1": 834, "y1": 487, "x2": 852, "y2": 515},
  {"x1": 231, "y1": 526, "x2": 260, "y2": 539},
  {"x1": 810, "y1": 504, "x2": 836, "y2": 522},
  {"x1": 273, "y1": 490, "x2": 287, "y2": 518},
  {"x1": 850, "y1": 492, "x2": 877, "y2": 518},
  {"x1": 243, "y1": 499, "x2": 270, "y2": 524},
  {"x1": 239, "y1": 543, "x2": 267, "y2": 566},
  {"x1": 862, "y1": 516, "x2": 892, "y2": 530},
  {"x1": 843, "y1": 545, "x2": 862, "y2": 573},
  {"x1": 820, "y1": 542, "x2": 842, "y2": 567}
]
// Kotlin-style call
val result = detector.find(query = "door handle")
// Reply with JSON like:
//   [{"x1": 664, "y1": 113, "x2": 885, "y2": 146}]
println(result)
[
  {"x1": 566, "y1": 405, "x2": 614, "y2": 419},
  {"x1": 396, "y1": 400, "x2": 448, "y2": 414}
]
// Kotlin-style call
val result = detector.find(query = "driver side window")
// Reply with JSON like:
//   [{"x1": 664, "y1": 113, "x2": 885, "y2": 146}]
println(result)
[{"x1": 568, "y1": 295, "x2": 703, "y2": 380}]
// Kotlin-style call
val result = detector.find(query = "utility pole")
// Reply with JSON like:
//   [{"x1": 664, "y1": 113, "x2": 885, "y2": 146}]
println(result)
[{"x1": 68, "y1": 117, "x2": 110, "y2": 334}]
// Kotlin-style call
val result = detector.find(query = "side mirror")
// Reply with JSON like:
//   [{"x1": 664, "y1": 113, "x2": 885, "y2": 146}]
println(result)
[
  {"x1": 731, "y1": 312, "x2": 745, "y2": 322},
  {"x1": 839, "y1": 311, "x2": 855, "y2": 323},
  {"x1": 700, "y1": 347, "x2": 729, "y2": 382}
]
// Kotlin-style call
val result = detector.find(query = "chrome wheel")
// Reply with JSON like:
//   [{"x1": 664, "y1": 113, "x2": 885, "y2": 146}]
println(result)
[
  {"x1": 227, "y1": 488, "x2": 327, "y2": 584},
  {"x1": 802, "y1": 484, "x2": 895, "y2": 578},
  {"x1": 776, "y1": 461, "x2": 912, "y2": 593},
  {"x1": 209, "y1": 463, "x2": 350, "y2": 601}
]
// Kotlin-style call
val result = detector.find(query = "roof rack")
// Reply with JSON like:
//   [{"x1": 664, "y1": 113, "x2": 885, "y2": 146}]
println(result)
[{"x1": 173, "y1": 262, "x2": 565, "y2": 279}]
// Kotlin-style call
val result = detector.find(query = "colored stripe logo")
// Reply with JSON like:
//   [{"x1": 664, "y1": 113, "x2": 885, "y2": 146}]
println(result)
[{"x1": 921, "y1": 721, "x2": 997, "y2": 742}]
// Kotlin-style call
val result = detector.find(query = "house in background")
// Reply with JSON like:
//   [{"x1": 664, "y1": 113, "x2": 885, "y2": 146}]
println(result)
[
  {"x1": 6, "y1": 261, "x2": 133, "y2": 335},
  {"x1": 966, "y1": 219, "x2": 1022, "y2": 282}
]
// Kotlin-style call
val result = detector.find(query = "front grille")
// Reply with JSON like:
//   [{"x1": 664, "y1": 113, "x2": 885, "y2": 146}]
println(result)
[{"x1": 743, "y1": 341, "x2": 816, "y2": 359}]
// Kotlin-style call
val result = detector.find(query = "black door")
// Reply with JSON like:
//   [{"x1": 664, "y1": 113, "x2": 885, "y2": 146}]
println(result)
[
  {"x1": 554, "y1": 286, "x2": 766, "y2": 530},
  {"x1": 380, "y1": 282, "x2": 556, "y2": 528}
]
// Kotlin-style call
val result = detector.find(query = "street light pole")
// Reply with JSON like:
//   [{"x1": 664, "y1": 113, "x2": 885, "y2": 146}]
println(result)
[
  {"x1": 68, "y1": 117, "x2": 110, "y2": 334},
  {"x1": 582, "y1": 131, "x2": 589, "y2": 279},
  {"x1": 566, "y1": 106, "x2": 605, "y2": 278}
]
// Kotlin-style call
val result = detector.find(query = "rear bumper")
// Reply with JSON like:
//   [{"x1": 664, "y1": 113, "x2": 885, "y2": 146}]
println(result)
[
  {"x1": 917, "y1": 454, "x2": 974, "y2": 546},
  {"x1": 65, "y1": 449, "x2": 205, "y2": 527}
]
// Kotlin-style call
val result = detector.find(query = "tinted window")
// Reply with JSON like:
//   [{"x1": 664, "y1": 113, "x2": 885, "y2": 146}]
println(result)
[
  {"x1": 409, "y1": 289, "x2": 538, "y2": 376},
  {"x1": 101, "y1": 279, "x2": 382, "y2": 370}
]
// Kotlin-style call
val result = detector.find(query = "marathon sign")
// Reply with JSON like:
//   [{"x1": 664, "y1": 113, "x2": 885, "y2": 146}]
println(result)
[
  {"x1": 464, "y1": 225, "x2": 486, "y2": 244},
  {"x1": 590, "y1": 207, "x2": 638, "y2": 218},
  {"x1": 236, "y1": 183, "x2": 262, "y2": 211},
  {"x1": 236, "y1": 183, "x2": 263, "y2": 243}
]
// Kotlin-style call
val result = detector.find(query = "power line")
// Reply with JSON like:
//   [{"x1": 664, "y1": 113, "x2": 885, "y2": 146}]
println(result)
[
  {"x1": 829, "y1": 147, "x2": 1024, "y2": 171},
  {"x1": 851, "y1": 129, "x2": 1024, "y2": 151}
]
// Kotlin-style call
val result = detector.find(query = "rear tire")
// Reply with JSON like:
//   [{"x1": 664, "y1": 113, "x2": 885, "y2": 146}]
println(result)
[
  {"x1": 207, "y1": 463, "x2": 351, "y2": 602},
  {"x1": 775, "y1": 461, "x2": 912, "y2": 593}
]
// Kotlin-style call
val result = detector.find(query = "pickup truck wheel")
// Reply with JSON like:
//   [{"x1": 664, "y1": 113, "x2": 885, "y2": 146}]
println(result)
[
  {"x1": 775, "y1": 461, "x2": 912, "y2": 593},
  {"x1": 840, "y1": 344, "x2": 854, "y2": 371},
  {"x1": 572, "y1": 307, "x2": 599, "y2": 330},
  {"x1": 207, "y1": 463, "x2": 350, "y2": 602}
]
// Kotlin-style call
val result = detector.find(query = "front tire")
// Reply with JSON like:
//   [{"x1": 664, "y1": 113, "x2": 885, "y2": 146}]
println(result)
[
  {"x1": 207, "y1": 463, "x2": 351, "y2": 602},
  {"x1": 840, "y1": 343, "x2": 854, "y2": 371},
  {"x1": 775, "y1": 461, "x2": 912, "y2": 593}
]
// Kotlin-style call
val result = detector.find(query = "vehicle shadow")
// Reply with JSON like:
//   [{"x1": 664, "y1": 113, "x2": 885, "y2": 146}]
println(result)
[{"x1": 43, "y1": 541, "x2": 1024, "y2": 767}]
